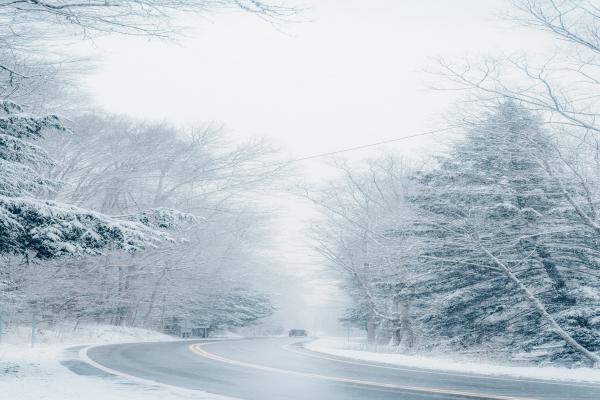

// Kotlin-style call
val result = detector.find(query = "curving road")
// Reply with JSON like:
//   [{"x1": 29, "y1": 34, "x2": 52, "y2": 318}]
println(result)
[{"x1": 83, "y1": 338, "x2": 600, "y2": 400}]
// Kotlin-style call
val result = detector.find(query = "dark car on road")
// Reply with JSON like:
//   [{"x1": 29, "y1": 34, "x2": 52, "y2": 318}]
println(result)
[{"x1": 288, "y1": 329, "x2": 308, "y2": 337}]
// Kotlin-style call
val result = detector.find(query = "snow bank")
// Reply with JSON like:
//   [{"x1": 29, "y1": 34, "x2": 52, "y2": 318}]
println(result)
[
  {"x1": 0, "y1": 324, "x2": 226, "y2": 400},
  {"x1": 1, "y1": 323, "x2": 174, "y2": 347},
  {"x1": 0, "y1": 347, "x2": 219, "y2": 400},
  {"x1": 305, "y1": 337, "x2": 600, "y2": 384}
]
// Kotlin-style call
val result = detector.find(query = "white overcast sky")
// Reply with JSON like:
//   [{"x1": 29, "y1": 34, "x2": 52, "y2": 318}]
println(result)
[
  {"x1": 79, "y1": 0, "x2": 555, "y2": 323},
  {"x1": 83, "y1": 0, "x2": 552, "y2": 162}
]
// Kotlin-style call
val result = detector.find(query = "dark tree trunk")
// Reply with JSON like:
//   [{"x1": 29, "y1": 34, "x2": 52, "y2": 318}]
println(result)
[{"x1": 366, "y1": 305, "x2": 375, "y2": 345}]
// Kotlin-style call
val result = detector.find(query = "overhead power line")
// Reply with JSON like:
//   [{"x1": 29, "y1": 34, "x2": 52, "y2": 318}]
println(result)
[
  {"x1": 153, "y1": 125, "x2": 459, "y2": 200},
  {"x1": 102, "y1": 125, "x2": 458, "y2": 185},
  {"x1": 271, "y1": 125, "x2": 458, "y2": 168}
]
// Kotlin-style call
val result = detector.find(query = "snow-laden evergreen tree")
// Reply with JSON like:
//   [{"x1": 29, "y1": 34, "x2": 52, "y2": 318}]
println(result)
[
  {"x1": 411, "y1": 101, "x2": 600, "y2": 365},
  {"x1": 0, "y1": 101, "x2": 185, "y2": 259}
]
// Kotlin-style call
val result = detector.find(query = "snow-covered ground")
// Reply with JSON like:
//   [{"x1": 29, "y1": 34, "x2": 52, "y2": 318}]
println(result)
[
  {"x1": 305, "y1": 337, "x2": 600, "y2": 384},
  {"x1": 0, "y1": 324, "x2": 232, "y2": 400}
]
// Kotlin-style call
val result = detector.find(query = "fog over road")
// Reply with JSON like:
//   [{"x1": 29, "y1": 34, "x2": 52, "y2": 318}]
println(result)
[{"x1": 84, "y1": 338, "x2": 600, "y2": 400}]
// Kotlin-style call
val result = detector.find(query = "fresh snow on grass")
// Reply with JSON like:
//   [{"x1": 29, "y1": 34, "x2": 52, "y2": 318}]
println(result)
[
  {"x1": 1, "y1": 323, "x2": 175, "y2": 347},
  {"x1": 0, "y1": 324, "x2": 232, "y2": 400},
  {"x1": 305, "y1": 337, "x2": 600, "y2": 384}
]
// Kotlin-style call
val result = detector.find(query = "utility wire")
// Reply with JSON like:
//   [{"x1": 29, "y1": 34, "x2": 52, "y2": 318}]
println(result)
[
  {"x1": 189, "y1": 125, "x2": 458, "y2": 198},
  {"x1": 274, "y1": 125, "x2": 457, "y2": 167},
  {"x1": 96, "y1": 125, "x2": 458, "y2": 187}
]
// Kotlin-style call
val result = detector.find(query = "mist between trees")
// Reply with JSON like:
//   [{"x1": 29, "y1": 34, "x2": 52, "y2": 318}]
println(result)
[
  {"x1": 0, "y1": 103, "x2": 291, "y2": 335},
  {"x1": 1, "y1": 111, "x2": 288, "y2": 334},
  {"x1": 302, "y1": 0, "x2": 600, "y2": 368},
  {"x1": 2, "y1": 0, "x2": 600, "y2": 369},
  {"x1": 0, "y1": 0, "x2": 297, "y2": 340}
]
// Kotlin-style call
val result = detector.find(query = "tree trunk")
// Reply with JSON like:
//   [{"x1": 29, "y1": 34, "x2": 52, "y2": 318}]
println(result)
[
  {"x1": 534, "y1": 244, "x2": 575, "y2": 305},
  {"x1": 160, "y1": 294, "x2": 167, "y2": 332},
  {"x1": 366, "y1": 304, "x2": 375, "y2": 345},
  {"x1": 480, "y1": 244, "x2": 600, "y2": 367},
  {"x1": 399, "y1": 299, "x2": 415, "y2": 348},
  {"x1": 391, "y1": 295, "x2": 402, "y2": 346},
  {"x1": 142, "y1": 265, "x2": 168, "y2": 328},
  {"x1": 391, "y1": 318, "x2": 402, "y2": 346},
  {"x1": 114, "y1": 266, "x2": 125, "y2": 326},
  {"x1": 115, "y1": 265, "x2": 133, "y2": 326}
]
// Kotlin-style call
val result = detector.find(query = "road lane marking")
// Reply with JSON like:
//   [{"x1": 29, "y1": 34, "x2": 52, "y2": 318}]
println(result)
[
  {"x1": 282, "y1": 342, "x2": 600, "y2": 389},
  {"x1": 79, "y1": 343, "x2": 240, "y2": 400},
  {"x1": 189, "y1": 342, "x2": 536, "y2": 400}
]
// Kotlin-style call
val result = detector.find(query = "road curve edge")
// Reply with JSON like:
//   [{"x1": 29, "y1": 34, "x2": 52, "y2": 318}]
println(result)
[{"x1": 78, "y1": 343, "x2": 242, "y2": 400}]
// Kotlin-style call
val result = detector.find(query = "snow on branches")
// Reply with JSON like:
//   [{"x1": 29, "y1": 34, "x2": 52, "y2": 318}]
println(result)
[
  {"x1": 0, "y1": 196, "x2": 170, "y2": 259},
  {"x1": 0, "y1": 100, "x2": 63, "y2": 197},
  {"x1": 124, "y1": 207, "x2": 201, "y2": 231},
  {"x1": 0, "y1": 101, "x2": 197, "y2": 259}
]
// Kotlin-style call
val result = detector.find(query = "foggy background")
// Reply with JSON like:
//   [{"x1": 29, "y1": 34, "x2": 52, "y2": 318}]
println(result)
[{"x1": 75, "y1": 0, "x2": 555, "y2": 333}]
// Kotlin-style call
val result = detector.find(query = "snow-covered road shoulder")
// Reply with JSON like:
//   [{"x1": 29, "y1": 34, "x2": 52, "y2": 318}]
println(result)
[
  {"x1": 304, "y1": 337, "x2": 600, "y2": 384},
  {"x1": 0, "y1": 324, "x2": 228, "y2": 400}
]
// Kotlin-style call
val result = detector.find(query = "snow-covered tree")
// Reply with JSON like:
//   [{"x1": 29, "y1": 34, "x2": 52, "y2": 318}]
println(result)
[
  {"x1": 0, "y1": 0, "x2": 294, "y2": 339},
  {"x1": 411, "y1": 101, "x2": 600, "y2": 365},
  {"x1": 307, "y1": 157, "x2": 424, "y2": 347},
  {"x1": 0, "y1": 0, "x2": 296, "y2": 93},
  {"x1": 0, "y1": 110, "x2": 285, "y2": 333},
  {"x1": 0, "y1": 101, "x2": 182, "y2": 259},
  {"x1": 312, "y1": 102, "x2": 600, "y2": 366}
]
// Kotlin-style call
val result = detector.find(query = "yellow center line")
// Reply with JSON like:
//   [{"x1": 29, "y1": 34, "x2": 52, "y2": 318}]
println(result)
[{"x1": 188, "y1": 342, "x2": 537, "y2": 400}]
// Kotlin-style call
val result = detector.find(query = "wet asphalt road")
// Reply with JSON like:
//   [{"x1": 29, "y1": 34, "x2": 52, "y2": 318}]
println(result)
[{"x1": 84, "y1": 338, "x2": 600, "y2": 400}]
